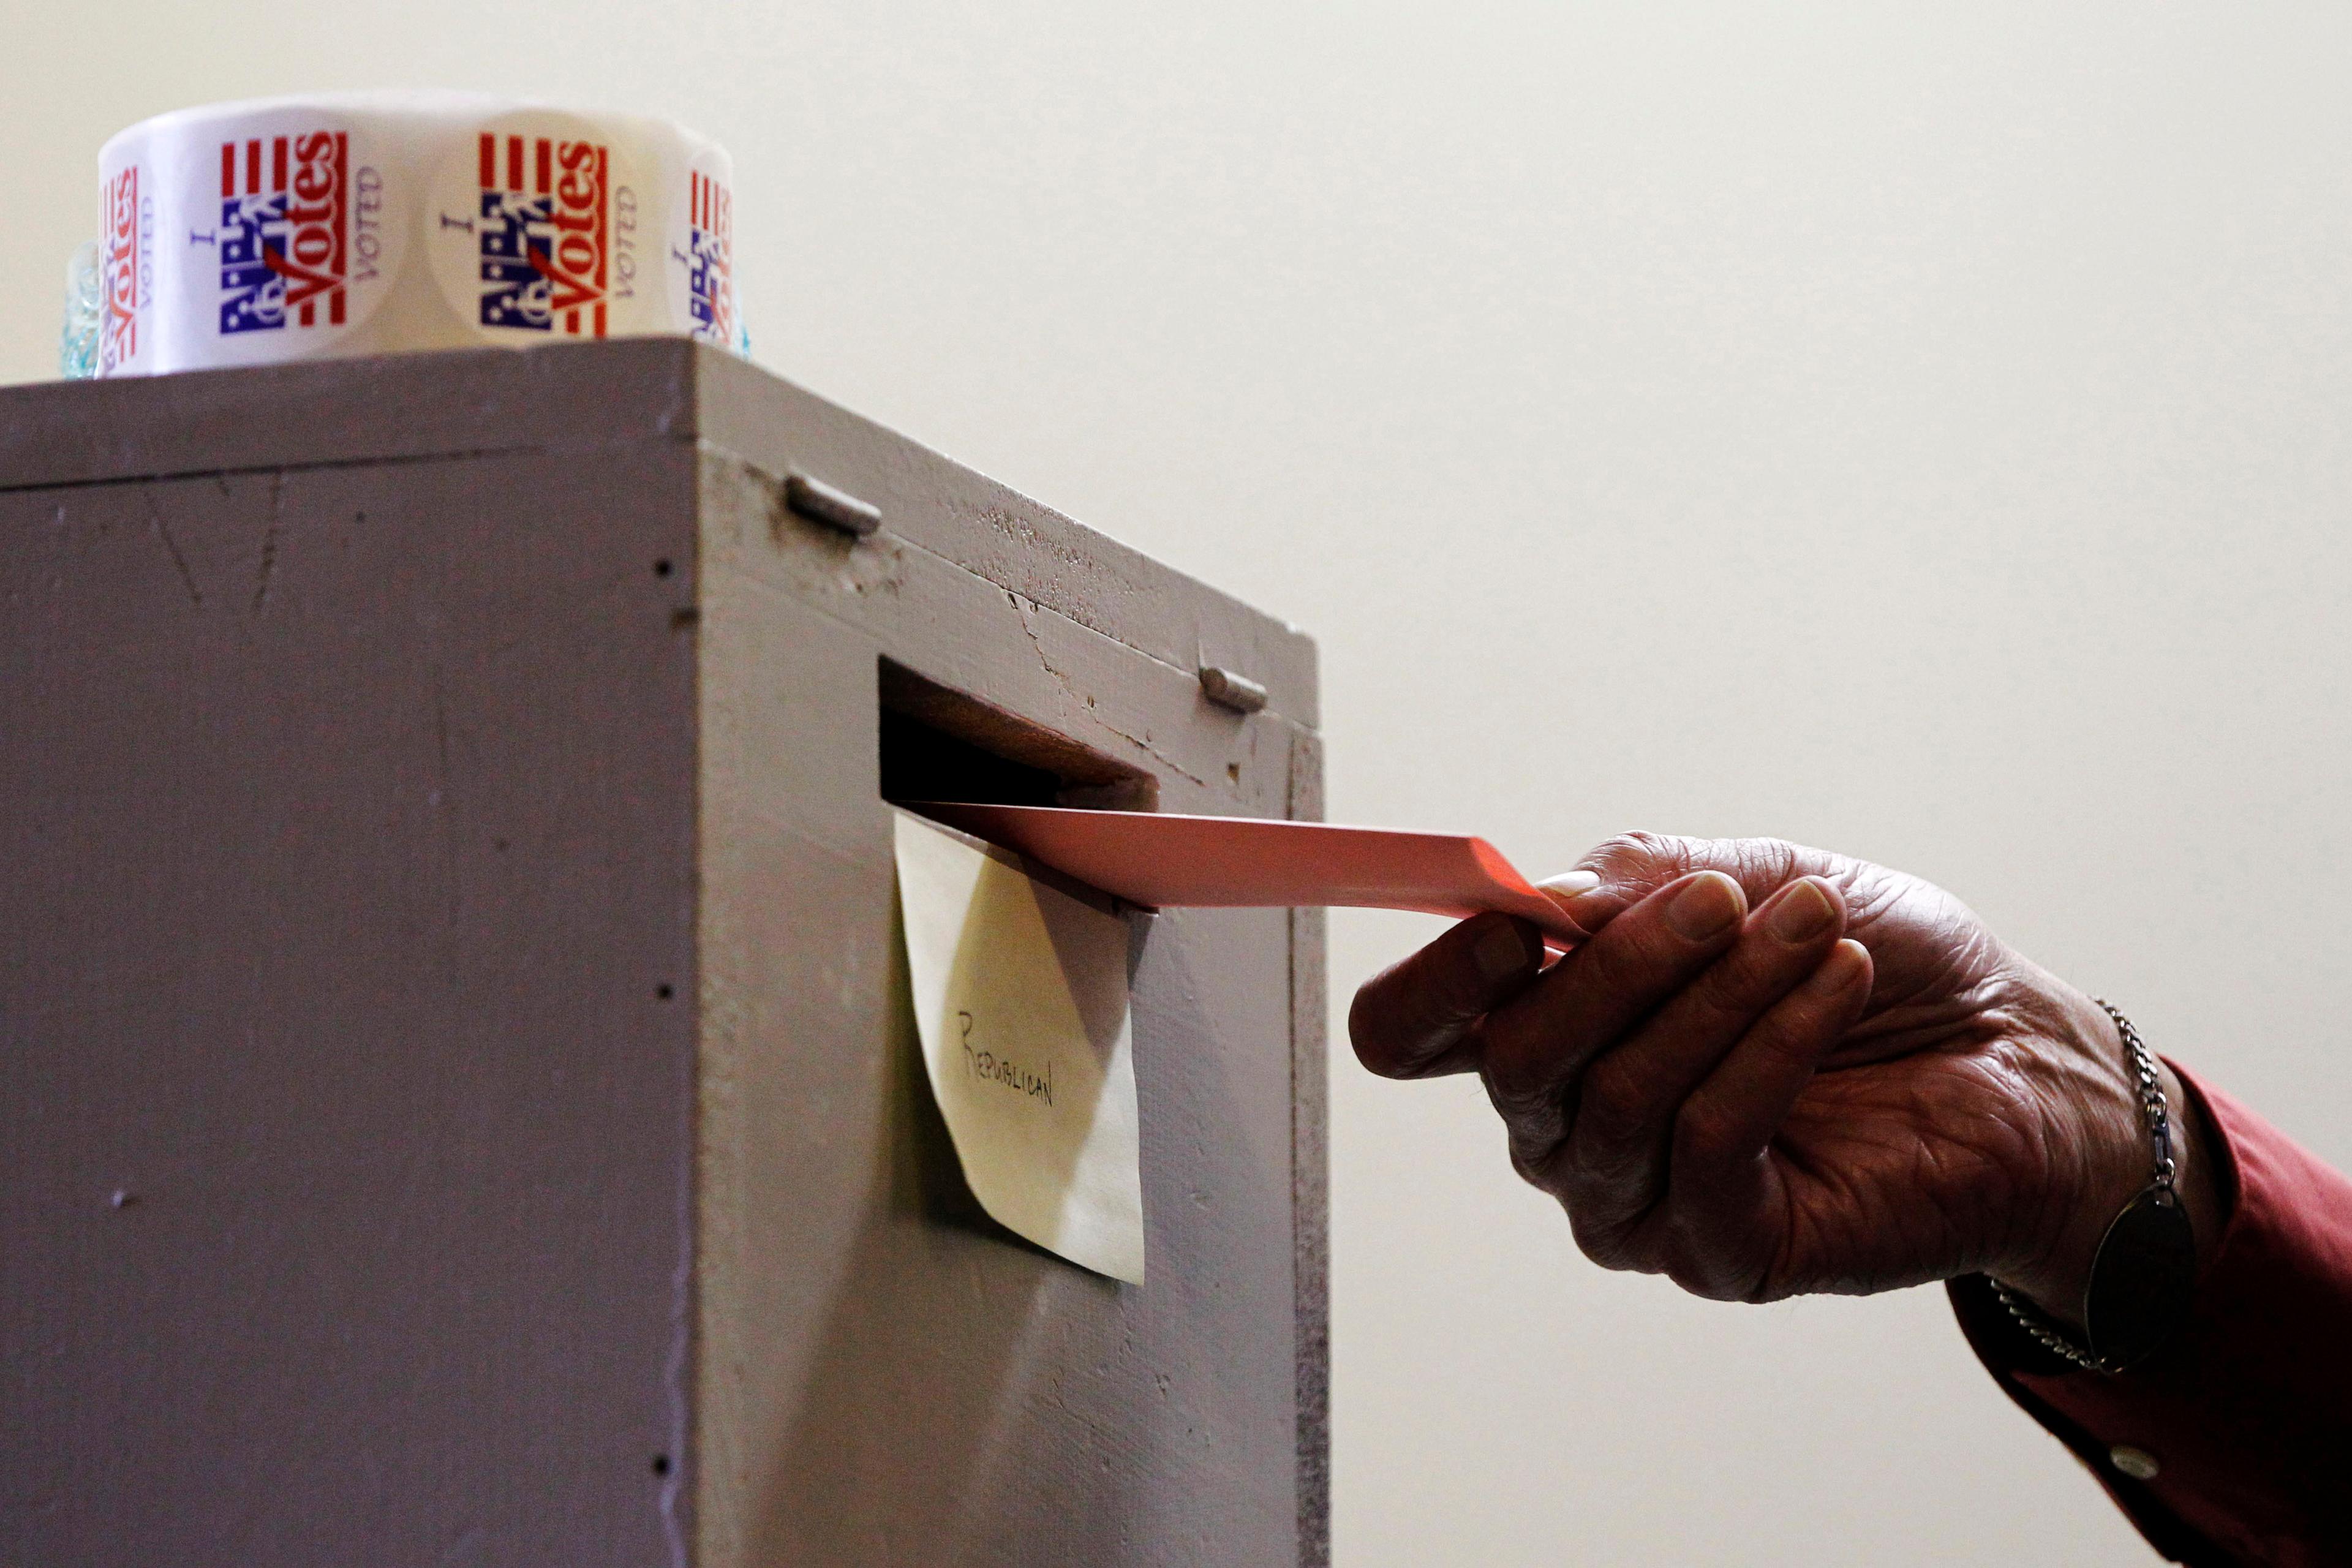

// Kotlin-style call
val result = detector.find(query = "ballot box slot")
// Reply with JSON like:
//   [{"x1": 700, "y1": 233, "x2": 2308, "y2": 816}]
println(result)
[{"x1": 878, "y1": 658, "x2": 1156, "y2": 812}]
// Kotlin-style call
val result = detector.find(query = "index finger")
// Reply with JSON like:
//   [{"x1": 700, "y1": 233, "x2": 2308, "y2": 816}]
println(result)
[{"x1": 1349, "y1": 913, "x2": 1546, "y2": 1079}]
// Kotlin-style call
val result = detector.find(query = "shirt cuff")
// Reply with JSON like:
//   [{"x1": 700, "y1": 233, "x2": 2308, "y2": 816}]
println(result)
[{"x1": 1951, "y1": 1061, "x2": 2352, "y2": 1566}]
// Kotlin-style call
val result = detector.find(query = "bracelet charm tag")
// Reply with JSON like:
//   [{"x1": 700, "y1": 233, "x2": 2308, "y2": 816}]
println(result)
[
  {"x1": 2084, "y1": 1182, "x2": 2198, "y2": 1371},
  {"x1": 1991, "y1": 1000, "x2": 2201, "y2": 1374}
]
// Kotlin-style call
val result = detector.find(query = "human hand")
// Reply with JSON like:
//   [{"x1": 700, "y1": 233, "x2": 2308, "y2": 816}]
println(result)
[{"x1": 1348, "y1": 834, "x2": 2220, "y2": 1314}]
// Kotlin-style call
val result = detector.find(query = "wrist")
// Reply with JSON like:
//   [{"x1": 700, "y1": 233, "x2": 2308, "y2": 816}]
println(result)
[{"x1": 1993, "y1": 986, "x2": 2223, "y2": 1327}]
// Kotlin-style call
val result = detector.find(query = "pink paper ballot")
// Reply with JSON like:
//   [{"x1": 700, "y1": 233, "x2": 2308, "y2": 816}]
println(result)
[{"x1": 907, "y1": 803, "x2": 1586, "y2": 949}]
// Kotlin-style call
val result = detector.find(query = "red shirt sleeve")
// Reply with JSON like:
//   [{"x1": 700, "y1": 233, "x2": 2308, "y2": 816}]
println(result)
[{"x1": 1948, "y1": 1064, "x2": 2352, "y2": 1566}]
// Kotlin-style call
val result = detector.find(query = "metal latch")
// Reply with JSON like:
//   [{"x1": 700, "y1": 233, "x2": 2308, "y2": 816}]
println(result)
[
  {"x1": 785, "y1": 473, "x2": 883, "y2": 539},
  {"x1": 1197, "y1": 665, "x2": 1269, "y2": 714}
]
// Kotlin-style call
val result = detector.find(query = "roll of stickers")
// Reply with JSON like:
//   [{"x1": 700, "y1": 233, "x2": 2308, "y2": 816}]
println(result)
[{"x1": 94, "y1": 91, "x2": 739, "y2": 378}]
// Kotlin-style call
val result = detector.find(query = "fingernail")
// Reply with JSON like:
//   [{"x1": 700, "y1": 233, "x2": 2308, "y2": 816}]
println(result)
[
  {"x1": 1537, "y1": 870, "x2": 1601, "y2": 897},
  {"x1": 1473, "y1": 918, "x2": 1537, "y2": 985},
  {"x1": 1808, "y1": 938, "x2": 1871, "y2": 993},
  {"x1": 1766, "y1": 879, "x2": 1838, "y2": 943},
  {"x1": 1665, "y1": 872, "x2": 1744, "y2": 941}
]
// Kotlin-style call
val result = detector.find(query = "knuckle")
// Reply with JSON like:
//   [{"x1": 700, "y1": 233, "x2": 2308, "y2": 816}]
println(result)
[
  {"x1": 1656, "y1": 1212, "x2": 1774, "y2": 1302},
  {"x1": 1582, "y1": 914, "x2": 1683, "y2": 989},
  {"x1": 1574, "y1": 1215, "x2": 1677, "y2": 1280},
  {"x1": 1484, "y1": 1066, "x2": 1566, "y2": 1154},
  {"x1": 1740, "y1": 1266, "x2": 1796, "y2": 1306},
  {"x1": 1507, "y1": 1137, "x2": 1565, "y2": 1196},
  {"x1": 1566, "y1": 1207, "x2": 1642, "y2": 1273},
  {"x1": 1686, "y1": 939, "x2": 1807, "y2": 1020},
  {"x1": 1479, "y1": 1025, "x2": 1562, "y2": 1112},
  {"x1": 1585, "y1": 830, "x2": 1691, "y2": 879},
  {"x1": 1672, "y1": 1096, "x2": 1748, "y2": 1172},
  {"x1": 1737, "y1": 997, "x2": 1844, "y2": 1089},
  {"x1": 1583, "y1": 831, "x2": 1652, "y2": 870},
  {"x1": 1675, "y1": 968, "x2": 1763, "y2": 1033},
  {"x1": 1561, "y1": 1144, "x2": 1666, "y2": 1223},
  {"x1": 1732, "y1": 837, "x2": 1804, "y2": 886},
  {"x1": 1572, "y1": 1056, "x2": 1652, "y2": 1149},
  {"x1": 1663, "y1": 1254, "x2": 1754, "y2": 1302}
]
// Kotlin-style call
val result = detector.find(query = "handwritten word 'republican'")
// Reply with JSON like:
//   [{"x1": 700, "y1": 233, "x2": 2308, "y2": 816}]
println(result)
[{"x1": 959, "y1": 1011, "x2": 1054, "y2": 1107}]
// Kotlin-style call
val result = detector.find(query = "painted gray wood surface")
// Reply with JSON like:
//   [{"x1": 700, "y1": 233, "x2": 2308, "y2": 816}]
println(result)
[{"x1": 0, "y1": 342, "x2": 1327, "y2": 1568}]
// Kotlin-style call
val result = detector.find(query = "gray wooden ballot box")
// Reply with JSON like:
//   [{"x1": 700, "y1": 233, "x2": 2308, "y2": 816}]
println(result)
[{"x1": 0, "y1": 342, "x2": 1328, "y2": 1567}]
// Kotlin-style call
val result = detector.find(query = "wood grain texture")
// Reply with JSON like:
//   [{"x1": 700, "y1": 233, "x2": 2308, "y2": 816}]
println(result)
[
  {"x1": 0, "y1": 342, "x2": 695, "y2": 494},
  {"x1": 1, "y1": 445, "x2": 702, "y2": 1567},
  {"x1": 692, "y1": 442, "x2": 1315, "y2": 1566},
  {"x1": 1288, "y1": 729, "x2": 1332, "y2": 1568},
  {"x1": 693, "y1": 349, "x2": 1319, "y2": 731},
  {"x1": 0, "y1": 343, "x2": 1326, "y2": 1566},
  {"x1": 694, "y1": 445, "x2": 1297, "y2": 817},
  {"x1": 0, "y1": 343, "x2": 1314, "y2": 729}
]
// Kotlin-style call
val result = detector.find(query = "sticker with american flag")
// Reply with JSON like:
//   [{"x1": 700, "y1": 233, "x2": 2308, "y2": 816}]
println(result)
[
  {"x1": 473, "y1": 131, "x2": 610, "y2": 336},
  {"x1": 213, "y1": 132, "x2": 351, "y2": 334},
  {"x1": 100, "y1": 165, "x2": 147, "y2": 372},
  {"x1": 680, "y1": 169, "x2": 735, "y2": 347}
]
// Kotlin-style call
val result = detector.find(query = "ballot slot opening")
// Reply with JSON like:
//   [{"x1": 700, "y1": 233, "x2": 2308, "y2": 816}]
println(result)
[
  {"x1": 881, "y1": 658, "x2": 1150, "y2": 1259},
  {"x1": 878, "y1": 659, "x2": 1156, "y2": 813}
]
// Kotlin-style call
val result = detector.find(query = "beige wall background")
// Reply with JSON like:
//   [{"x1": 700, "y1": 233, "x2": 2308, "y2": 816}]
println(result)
[{"x1": 10, "y1": 4, "x2": 2349, "y2": 1562}]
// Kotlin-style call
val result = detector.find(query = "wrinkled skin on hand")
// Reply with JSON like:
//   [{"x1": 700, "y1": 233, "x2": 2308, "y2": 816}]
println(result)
[{"x1": 1349, "y1": 833, "x2": 2211, "y2": 1312}]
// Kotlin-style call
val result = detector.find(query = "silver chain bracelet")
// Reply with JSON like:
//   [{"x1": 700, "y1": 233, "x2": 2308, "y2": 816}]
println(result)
[{"x1": 1989, "y1": 1000, "x2": 2189, "y2": 1374}]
